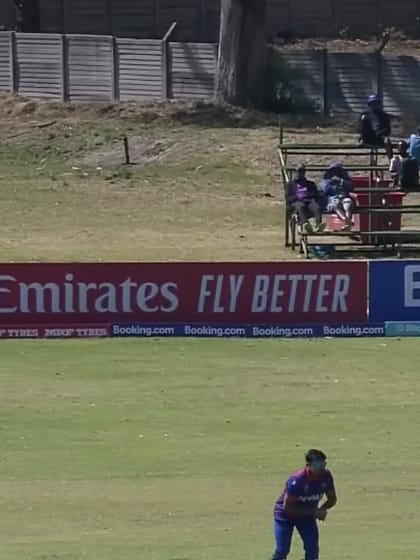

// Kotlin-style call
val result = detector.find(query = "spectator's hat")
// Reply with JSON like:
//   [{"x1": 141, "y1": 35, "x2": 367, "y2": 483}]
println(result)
[
  {"x1": 328, "y1": 161, "x2": 342, "y2": 170},
  {"x1": 324, "y1": 161, "x2": 343, "y2": 179},
  {"x1": 327, "y1": 161, "x2": 342, "y2": 173},
  {"x1": 368, "y1": 94, "x2": 380, "y2": 105}
]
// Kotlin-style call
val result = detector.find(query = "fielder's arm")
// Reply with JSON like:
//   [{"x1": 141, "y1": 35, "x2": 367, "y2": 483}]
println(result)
[
  {"x1": 283, "y1": 493, "x2": 324, "y2": 519},
  {"x1": 320, "y1": 489, "x2": 337, "y2": 511}
]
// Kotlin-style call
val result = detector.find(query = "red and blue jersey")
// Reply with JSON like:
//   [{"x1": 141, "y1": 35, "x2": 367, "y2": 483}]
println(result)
[{"x1": 274, "y1": 468, "x2": 335, "y2": 520}]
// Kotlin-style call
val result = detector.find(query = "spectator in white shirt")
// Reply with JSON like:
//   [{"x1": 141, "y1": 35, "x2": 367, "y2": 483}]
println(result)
[
  {"x1": 389, "y1": 140, "x2": 419, "y2": 191},
  {"x1": 389, "y1": 141, "x2": 409, "y2": 180}
]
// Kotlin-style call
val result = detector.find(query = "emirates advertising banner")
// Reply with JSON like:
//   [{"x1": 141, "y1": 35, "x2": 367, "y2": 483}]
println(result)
[{"x1": 0, "y1": 262, "x2": 381, "y2": 339}]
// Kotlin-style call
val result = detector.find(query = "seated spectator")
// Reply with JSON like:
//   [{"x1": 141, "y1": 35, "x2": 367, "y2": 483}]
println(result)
[
  {"x1": 358, "y1": 94, "x2": 393, "y2": 160},
  {"x1": 321, "y1": 162, "x2": 355, "y2": 231},
  {"x1": 390, "y1": 140, "x2": 419, "y2": 192},
  {"x1": 288, "y1": 164, "x2": 325, "y2": 234},
  {"x1": 408, "y1": 127, "x2": 420, "y2": 164}
]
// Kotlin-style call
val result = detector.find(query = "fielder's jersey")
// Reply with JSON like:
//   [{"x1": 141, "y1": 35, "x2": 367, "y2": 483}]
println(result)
[{"x1": 274, "y1": 468, "x2": 335, "y2": 520}]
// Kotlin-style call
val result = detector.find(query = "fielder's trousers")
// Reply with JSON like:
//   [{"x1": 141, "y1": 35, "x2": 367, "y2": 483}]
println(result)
[{"x1": 272, "y1": 517, "x2": 319, "y2": 560}]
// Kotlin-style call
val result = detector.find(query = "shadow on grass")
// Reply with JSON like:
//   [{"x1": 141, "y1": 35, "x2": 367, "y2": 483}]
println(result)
[{"x1": 164, "y1": 100, "x2": 363, "y2": 132}]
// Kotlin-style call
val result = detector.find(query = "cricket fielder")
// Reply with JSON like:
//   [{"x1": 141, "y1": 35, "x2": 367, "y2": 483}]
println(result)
[{"x1": 271, "y1": 449, "x2": 338, "y2": 560}]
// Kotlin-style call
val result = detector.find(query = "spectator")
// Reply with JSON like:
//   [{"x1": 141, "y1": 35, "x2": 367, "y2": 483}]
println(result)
[
  {"x1": 358, "y1": 94, "x2": 393, "y2": 160},
  {"x1": 321, "y1": 162, "x2": 355, "y2": 231},
  {"x1": 288, "y1": 165, "x2": 325, "y2": 234},
  {"x1": 390, "y1": 140, "x2": 419, "y2": 192},
  {"x1": 389, "y1": 140, "x2": 409, "y2": 181},
  {"x1": 408, "y1": 127, "x2": 420, "y2": 165}
]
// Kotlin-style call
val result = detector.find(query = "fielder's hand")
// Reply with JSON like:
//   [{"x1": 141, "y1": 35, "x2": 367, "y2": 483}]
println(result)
[{"x1": 314, "y1": 508, "x2": 328, "y2": 522}]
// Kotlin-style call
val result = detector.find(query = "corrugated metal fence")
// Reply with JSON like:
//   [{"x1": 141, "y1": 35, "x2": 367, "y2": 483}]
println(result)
[
  {"x1": 0, "y1": 33, "x2": 11, "y2": 92},
  {"x1": 117, "y1": 39, "x2": 162, "y2": 102},
  {"x1": 1, "y1": 32, "x2": 420, "y2": 115},
  {"x1": 169, "y1": 42, "x2": 217, "y2": 99},
  {"x1": 0, "y1": 32, "x2": 217, "y2": 102},
  {"x1": 16, "y1": 34, "x2": 64, "y2": 99},
  {"x1": 274, "y1": 48, "x2": 420, "y2": 116}
]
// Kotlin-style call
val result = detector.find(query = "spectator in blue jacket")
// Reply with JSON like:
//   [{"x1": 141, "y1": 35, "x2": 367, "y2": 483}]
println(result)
[
  {"x1": 321, "y1": 162, "x2": 355, "y2": 231},
  {"x1": 408, "y1": 128, "x2": 420, "y2": 165}
]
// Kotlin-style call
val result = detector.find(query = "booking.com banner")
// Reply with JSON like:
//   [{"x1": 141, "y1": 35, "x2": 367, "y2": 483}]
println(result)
[
  {"x1": 0, "y1": 323, "x2": 385, "y2": 339},
  {"x1": 111, "y1": 323, "x2": 385, "y2": 339},
  {"x1": 0, "y1": 261, "x2": 368, "y2": 325}
]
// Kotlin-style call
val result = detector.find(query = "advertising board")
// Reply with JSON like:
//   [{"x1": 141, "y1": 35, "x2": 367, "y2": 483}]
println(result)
[
  {"x1": 0, "y1": 262, "x2": 368, "y2": 325},
  {"x1": 369, "y1": 261, "x2": 420, "y2": 322}
]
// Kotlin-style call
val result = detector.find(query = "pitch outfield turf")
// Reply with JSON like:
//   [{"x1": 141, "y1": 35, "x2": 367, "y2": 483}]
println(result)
[{"x1": 0, "y1": 337, "x2": 418, "y2": 560}]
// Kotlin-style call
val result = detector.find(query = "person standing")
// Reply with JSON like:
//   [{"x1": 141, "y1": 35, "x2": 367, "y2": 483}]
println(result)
[{"x1": 271, "y1": 449, "x2": 338, "y2": 560}]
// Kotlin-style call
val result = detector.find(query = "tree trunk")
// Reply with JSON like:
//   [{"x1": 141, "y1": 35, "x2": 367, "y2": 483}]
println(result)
[{"x1": 216, "y1": 0, "x2": 267, "y2": 108}]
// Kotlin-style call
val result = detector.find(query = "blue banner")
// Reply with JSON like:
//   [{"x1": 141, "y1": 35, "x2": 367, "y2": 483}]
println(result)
[
  {"x1": 111, "y1": 323, "x2": 385, "y2": 339},
  {"x1": 370, "y1": 261, "x2": 420, "y2": 322}
]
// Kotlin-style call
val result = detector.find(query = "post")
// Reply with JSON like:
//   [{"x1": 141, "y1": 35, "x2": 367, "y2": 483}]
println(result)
[
  {"x1": 161, "y1": 22, "x2": 177, "y2": 100},
  {"x1": 111, "y1": 36, "x2": 119, "y2": 101},
  {"x1": 321, "y1": 49, "x2": 329, "y2": 117},
  {"x1": 376, "y1": 49, "x2": 383, "y2": 102},
  {"x1": 213, "y1": 42, "x2": 218, "y2": 98},
  {"x1": 60, "y1": 33, "x2": 68, "y2": 101},
  {"x1": 161, "y1": 39, "x2": 168, "y2": 100},
  {"x1": 9, "y1": 31, "x2": 17, "y2": 93},
  {"x1": 123, "y1": 136, "x2": 130, "y2": 165}
]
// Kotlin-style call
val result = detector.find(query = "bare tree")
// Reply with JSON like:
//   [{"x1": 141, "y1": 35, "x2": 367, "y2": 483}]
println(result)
[{"x1": 216, "y1": 0, "x2": 267, "y2": 108}]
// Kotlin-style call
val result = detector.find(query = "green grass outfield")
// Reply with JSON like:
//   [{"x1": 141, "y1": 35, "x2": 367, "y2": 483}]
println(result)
[
  {"x1": 0, "y1": 337, "x2": 418, "y2": 560},
  {"x1": 1, "y1": 98, "x2": 418, "y2": 560}
]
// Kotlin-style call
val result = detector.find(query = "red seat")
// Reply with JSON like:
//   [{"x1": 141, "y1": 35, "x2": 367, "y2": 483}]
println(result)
[{"x1": 324, "y1": 175, "x2": 406, "y2": 242}]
